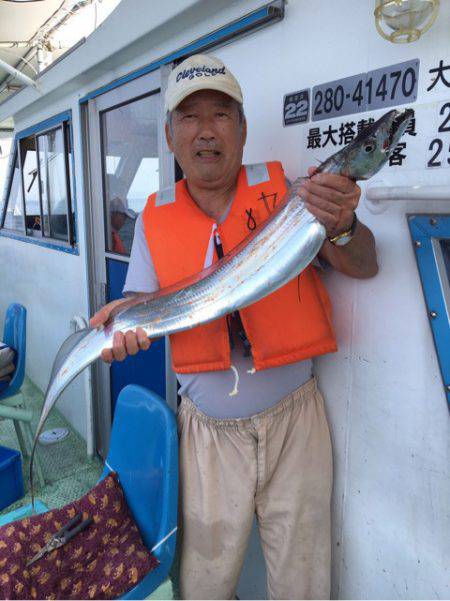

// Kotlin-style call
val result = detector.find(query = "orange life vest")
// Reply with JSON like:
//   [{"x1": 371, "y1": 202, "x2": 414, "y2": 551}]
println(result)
[
  {"x1": 142, "y1": 161, "x2": 337, "y2": 373},
  {"x1": 112, "y1": 229, "x2": 126, "y2": 255}
]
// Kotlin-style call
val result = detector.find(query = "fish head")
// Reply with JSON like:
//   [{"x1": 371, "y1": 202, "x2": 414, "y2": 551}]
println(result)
[{"x1": 317, "y1": 108, "x2": 414, "y2": 180}]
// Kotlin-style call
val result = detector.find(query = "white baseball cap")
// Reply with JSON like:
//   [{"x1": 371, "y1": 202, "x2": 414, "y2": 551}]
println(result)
[
  {"x1": 110, "y1": 197, "x2": 137, "y2": 219},
  {"x1": 164, "y1": 54, "x2": 243, "y2": 113}
]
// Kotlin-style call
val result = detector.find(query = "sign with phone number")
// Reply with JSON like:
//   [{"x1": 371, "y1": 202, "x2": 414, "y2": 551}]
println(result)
[{"x1": 311, "y1": 59, "x2": 419, "y2": 122}]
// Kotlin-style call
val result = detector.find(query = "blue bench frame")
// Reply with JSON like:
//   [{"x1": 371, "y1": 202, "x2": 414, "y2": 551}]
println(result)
[
  {"x1": 408, "y1": 214, "x2": 450, "y2": 408},
  {"x1": 101, "y1": 384, "x2": 178, "y2": 599}
]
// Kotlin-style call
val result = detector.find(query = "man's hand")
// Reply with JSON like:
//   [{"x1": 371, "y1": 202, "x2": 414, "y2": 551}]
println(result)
[
  {"x1": 298, "y1": 167, "x2": 378, "y2": 279},
  {"x1": 90, "y1": 298, "x2": 151, "y2": 363},
  {"x1": 298, "y1": 167, "x2": 361, "y2": 236}
]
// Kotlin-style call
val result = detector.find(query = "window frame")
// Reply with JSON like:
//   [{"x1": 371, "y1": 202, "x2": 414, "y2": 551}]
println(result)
[
  {"x1": 0, "y1": 110, "x2": 77, "y2": 254},
  {"x1": 98, "y1": 89, "x2": 160, "y2": 258},
  {"x1": 0, "y1": 141, "x2": 24, "y2": 234},
  {"x1": 408, "y1": 213, "x2": 450, "y2": 408}
]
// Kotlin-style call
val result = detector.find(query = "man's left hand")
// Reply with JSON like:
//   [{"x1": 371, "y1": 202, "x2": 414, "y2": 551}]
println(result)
[{"x1": 298, "y1": 167, "x2": 361, "y2": 236}]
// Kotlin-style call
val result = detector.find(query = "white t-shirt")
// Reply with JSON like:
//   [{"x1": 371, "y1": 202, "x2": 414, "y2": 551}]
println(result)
[{"x1": 123, "y1": 212, "x2": 313, "y2": 418}]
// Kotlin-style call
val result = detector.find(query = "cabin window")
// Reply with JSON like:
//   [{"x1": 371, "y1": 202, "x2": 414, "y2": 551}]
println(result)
[
  {"x1": 0, "y1": 114, "x2": 76, "y2": 249},
  {"x1": 1, "y1": 150, "x2": 23, "y2": 232},
  {"x1": 100, "y1": 93, "x2": 159, "y2": 256},
  {"x1": 37, "y1": 127, "x2": 72, "y2": 241},
  {"x1": 21, "y1": 135, "x2": 40, "y2": 236}
]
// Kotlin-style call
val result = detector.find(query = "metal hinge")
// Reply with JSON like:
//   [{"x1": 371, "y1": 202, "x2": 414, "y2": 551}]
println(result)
[{"x1": 99, "y1": 282, "x2": 107, "y2": 306}]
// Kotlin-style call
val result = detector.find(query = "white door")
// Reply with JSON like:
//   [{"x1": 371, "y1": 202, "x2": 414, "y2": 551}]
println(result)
[{"x1": 85, "y1": 66, "x2": 176, "y2": 456}]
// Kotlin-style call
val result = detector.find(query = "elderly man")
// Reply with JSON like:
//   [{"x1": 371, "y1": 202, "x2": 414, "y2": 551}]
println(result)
[{"x1": 91, "y1": 54, "x2": 378, "y2": 600}]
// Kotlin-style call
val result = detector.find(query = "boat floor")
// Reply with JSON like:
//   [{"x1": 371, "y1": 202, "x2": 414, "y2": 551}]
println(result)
[{"x1": 0, "y1": 377, "x2": 174, "y2": 600}]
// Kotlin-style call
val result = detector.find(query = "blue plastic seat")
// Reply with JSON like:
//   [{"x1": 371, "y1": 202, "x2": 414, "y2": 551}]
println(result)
[
  {"x1": 101, "y1": 384, "x2": 178, "y2": 599},
  {"x1": 1, "y1": 303, "x2": 26, "y2": 398},
  {"x1": 0, "y1": 303, "x2": 45, "y2": 489}
]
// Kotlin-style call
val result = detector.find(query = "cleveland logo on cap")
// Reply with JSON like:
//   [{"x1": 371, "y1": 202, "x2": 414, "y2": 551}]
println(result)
[
  {"x1": 164, "y1": 54, "x2": 243, "y2": 112},
  {"x1": 176, "y1": 65, "x2": 226, "y2": 82}
]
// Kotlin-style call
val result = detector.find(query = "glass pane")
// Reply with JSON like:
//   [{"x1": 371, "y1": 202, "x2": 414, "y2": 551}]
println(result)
[
  {"x1": 440, "y1": 240, "x2": 450, "y2": 282},
  {"x1": 2, "y1": 151, "x2": 24, "y2": 232},
  {"x1": 0, "y1": 137, "x2": 13, "y2": 207},
  {"x1": 127, "y1": 157, "x2": 159, "y2": 214},
  {"x1": 101, "y1": 92, "x2": 160, "y2": 256},
  {"x1": 21, "y1": 136, "x2": 41, "y2": 237},
  {"x1": 106, "y1": 155, "x2": 121, "y2": 174},
  {"x1": 65, "y1": 124, "x2": 76, "y2": 244},
  {"x1": 37, "y1": 127, "x2": 69, "y2": 241}
]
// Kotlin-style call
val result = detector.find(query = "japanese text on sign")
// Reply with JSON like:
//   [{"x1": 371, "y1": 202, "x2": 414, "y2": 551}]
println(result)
[
  {"x1": 427, "y1": 60, "x2": 450, "y2": 91},
  {"x1": 306, "y1": 112, "x2": 417, "y2": 168}
]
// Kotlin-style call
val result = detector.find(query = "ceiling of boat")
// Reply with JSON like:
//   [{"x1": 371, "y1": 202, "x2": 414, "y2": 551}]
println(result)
[
  {"x1": 0, "y1": 0, "x2": 121, "y2": 122},
  {"x1": 0, "y1": 2, "x2": 64, "y2": 79},
  {"x1": 0, "y1": 0, "x2": 63, "y2": 41},
  {"x1": 0, "y1": 0, "x2": 66, "y2": 113}
]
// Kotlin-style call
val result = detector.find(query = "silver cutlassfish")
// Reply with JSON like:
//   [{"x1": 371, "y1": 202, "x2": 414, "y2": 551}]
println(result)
[{"x1": 30, "y1": 108, "x2": 413, "y2": 503}]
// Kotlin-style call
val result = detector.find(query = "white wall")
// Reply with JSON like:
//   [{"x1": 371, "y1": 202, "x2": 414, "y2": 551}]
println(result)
[
  {"x1": 0, "y1": 238, "x2": 88, "y2": 436},
  {"x1": 208, "y1": 1, "x2": 450, "y2": 598},
  {"x1": 0, "y1": 92, "x2": 91, "y2": 439}
]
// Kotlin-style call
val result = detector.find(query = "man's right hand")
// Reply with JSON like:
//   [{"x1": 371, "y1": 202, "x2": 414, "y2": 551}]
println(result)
[{"x1": 90, "y1": 298, "x2": 151, "y2": 363}]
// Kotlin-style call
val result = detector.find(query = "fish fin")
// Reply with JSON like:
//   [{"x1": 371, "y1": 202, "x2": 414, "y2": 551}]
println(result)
[{"x1": 48, "y1": 328, "x2": 91, "y2": 382}]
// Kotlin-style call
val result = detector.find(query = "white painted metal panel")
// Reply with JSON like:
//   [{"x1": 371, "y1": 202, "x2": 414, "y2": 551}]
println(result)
[
  {"x1": 209, "y1": 1, "x2": 450, "y2": 598},
  {"x1": 0, "y1": 93, "x2": 92, "y2": 439}
]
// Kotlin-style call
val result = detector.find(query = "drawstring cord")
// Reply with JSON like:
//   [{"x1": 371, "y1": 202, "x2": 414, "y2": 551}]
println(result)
[
  {"x1": 212, "y1": 226, "x2": 255, "y2": 395},
  {"x1": 229, "y1": 365, "x2": 239, "y2": 396},
  {"x1": 228, "y1": 364, "x2": 256, "y2": 397}
]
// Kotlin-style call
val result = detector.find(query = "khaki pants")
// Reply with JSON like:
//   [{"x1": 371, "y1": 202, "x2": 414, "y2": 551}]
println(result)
[{"x1": 177, "y1": 378, "x2": 332, "y2": 600}]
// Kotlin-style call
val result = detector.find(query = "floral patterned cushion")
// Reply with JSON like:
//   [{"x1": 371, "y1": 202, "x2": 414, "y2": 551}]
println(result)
[
  {"x1": 0, "y1": 343, "x2": 15, "y2": 371},
  {"x1": 0, "y1": 342, "x2": 15, "y2": 386},
  {"x1": 0, "y1": 473, "x2": 158, "y2": 600}
]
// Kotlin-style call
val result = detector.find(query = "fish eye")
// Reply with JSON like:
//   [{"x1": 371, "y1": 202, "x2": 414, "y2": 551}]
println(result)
[{"x1": 364, "y1": 143, "x2": 375, "y2": 153}]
